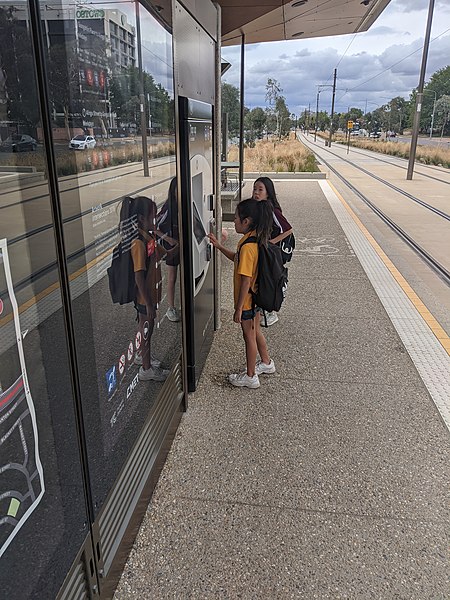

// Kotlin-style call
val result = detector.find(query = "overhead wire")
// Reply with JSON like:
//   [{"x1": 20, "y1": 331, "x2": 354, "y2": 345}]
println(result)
[{"x1": 336, "y1": 26, "x2": 450, "y2": 104}]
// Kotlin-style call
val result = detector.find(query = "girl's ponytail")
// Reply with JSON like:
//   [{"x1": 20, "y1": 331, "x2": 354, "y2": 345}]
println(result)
[
  {"x1": 255, "y1": 200, "x2": 273, "y2": 247},
  {"x1": 119, "y1": 195, "x2": 134, "y2": 233}
]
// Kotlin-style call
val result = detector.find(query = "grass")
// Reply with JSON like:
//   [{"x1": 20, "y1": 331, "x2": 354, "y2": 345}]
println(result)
[
  {"x1": 316, "y1": 131, "x2": 450, "y2": 168},
  {"x1": 228, "y1": 136, "x2": 318, "y2": 172}
]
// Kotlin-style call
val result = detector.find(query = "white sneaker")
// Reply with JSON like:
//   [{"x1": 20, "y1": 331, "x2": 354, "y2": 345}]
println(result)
[
  {"x1": 256, "y1": 359, "x2": 276, "y2": 375},
  {"x1": 228, "y1": 372, "x2": 260, "y2": 389},
  {"x1": 138, "y1": 365, "x2": 169, "y2": 382},
  {"x1": 261, "y1": 312, "x2": 279, "y2": 327},
  {"x1": 134, "y1": 353, "x2": 161, "y2": 368},
  {"x1": 166, "y1": 307, "x2": 181, "y2": 322}
]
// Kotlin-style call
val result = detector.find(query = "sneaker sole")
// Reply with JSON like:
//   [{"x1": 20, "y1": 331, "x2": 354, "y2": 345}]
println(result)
[
  {"x1": 229, "y1": 378, "x2": 260, "y2": 389},
  {"x1": 256, "y1": 367, "x2": 276, "y2": 375}
]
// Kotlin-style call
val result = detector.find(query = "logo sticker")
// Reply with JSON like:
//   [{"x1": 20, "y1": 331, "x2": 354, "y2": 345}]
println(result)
[
  {"x1": 118, "y1": 354, "x2": 126, "y2": 376},
  {"x1": 147, "y1": 238, "x2": 156, "y2": 257},
  {"x1": 127, "y1": 342, "x2": 134, "y2": 362},
  {"x1": 106, "y1": 366, "x2": 117, "y2": 395},
  {"x1": 135, "y1": 331, "x2": 141, "y2": 351},
  {"x1": 143, "y1": 321, "x2": 149, "y2": 340}
]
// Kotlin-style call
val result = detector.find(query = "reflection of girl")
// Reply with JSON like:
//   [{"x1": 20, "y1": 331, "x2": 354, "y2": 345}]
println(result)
[
  {"x1": 119, "y1": 196, "x2": 169, "y2": 382},
  {"x1": 157, "y1": 178, "x2": 180, "y2": 322}
]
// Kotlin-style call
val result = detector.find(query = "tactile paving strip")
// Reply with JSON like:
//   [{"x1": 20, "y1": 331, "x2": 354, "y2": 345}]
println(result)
[{"x1": 320, "y1": 180, "x2": 450, "y2": 432}]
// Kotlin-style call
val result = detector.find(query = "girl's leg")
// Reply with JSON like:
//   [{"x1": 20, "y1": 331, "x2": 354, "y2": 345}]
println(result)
[
  {"x1": 241, "y1": 318, "x2": 258, "y2": 376},
  {"x1": 139, "y1": 313, "x2": 155, "y2": 371},
  {"x1": 255, "y1": 313, "x2": 270, "y2": 365},
  {"x1": 166, "y1": 264, "x2": 177, "y2": 308},
  {"x1": 255, "y1": 313, "x2": 271, "y2": 365}
]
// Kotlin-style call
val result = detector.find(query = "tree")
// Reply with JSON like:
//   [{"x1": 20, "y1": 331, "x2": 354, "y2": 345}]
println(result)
[
  {"x1": 244, "y1": 107, "x2": 266, "y2": 144},
  {"x1": 265, "y1": 78, "x2": 291, "y2": 139},
  {"x1": 421, "y1": 65, "x2": 450, "y2": 134},
  {"x1": 435, "y1": 94, "x2": 450, "y2": 137},
  {"x1": 0, "y1": 7, "x2": 41, "y2": 131},
  {"x1": 221, "y1": 82, "x2": 241, "y2": 137},
  {"x1": 47, "y1": 44, "x2": 82, "y2": 137},
  {"x1": 275, "y1": 96, "x2": 291, "y2": 138}
]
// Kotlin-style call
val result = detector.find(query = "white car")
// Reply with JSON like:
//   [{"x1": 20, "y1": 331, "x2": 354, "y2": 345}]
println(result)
[{"x1": 69, "y1": 135, "x2": 96, "y2": 150}]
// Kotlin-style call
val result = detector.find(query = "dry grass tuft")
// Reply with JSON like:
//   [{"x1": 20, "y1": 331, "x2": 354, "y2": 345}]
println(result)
[{"x1": 228, "y1": 137, "x2": 318, "y2": 172}]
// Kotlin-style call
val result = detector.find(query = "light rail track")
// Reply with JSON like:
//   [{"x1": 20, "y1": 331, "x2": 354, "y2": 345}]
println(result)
[
  {"x1": 302, "y1": 137, "x2": 450, "y2": 287},
  {"x1": 329, "y1": 142, "x2": 450, "y2": 185},
  {"x1": 302, "y1": 135, "x2": 450, "y2": 221}
]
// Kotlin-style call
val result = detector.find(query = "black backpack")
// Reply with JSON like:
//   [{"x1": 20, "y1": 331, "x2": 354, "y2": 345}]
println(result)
[
  {"x1": 280, "y1": 233, "x2": 295, "y2": 264},
  {"x1": 107, "y1": 237, "x2": 137, "y2": 305},
  {"x1": 241, "y1": 236, "x2": 288, "y2": 313}
]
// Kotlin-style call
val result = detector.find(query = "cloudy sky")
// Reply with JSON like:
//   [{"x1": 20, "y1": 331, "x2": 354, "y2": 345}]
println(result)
[{"x1": 221, "y1": 0, "x2": 450, "y2": 116}]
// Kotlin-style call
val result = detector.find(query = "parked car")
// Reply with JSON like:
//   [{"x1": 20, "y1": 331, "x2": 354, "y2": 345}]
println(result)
[
  {"x1": 0, "y1": 134, "x2": 37, "y2": 152},
  {"x1": 69, "y1": 135, "x2": 96, "y2": 150},
  {"x1": 369, "y1": 131, "x2": 381, "y2": 138}
]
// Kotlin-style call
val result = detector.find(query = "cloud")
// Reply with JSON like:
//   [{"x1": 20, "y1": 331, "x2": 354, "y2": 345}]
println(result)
[
  {"x1": 365, "y1": 26, "x2": 400, "y2": 36},
  {"x1": 395, "y1": 0, "x2": 450, "y2": 12},
  {"x1": 223, "y1": 34, "x2": 450, "y2": 115}
]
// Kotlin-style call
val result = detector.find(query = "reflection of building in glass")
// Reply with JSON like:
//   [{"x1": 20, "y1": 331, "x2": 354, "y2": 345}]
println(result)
[
  {"x1": 0, "y1": 2, "x2": 135, "y2": 134},
  {"x1": 0, "y1": 3, "x2": 135, "y2": 67}
]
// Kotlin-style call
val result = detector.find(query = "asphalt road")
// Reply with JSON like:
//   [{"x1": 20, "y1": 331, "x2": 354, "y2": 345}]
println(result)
[{"x1": 396, "y1": 135, "x2": 450, "y2": 147}]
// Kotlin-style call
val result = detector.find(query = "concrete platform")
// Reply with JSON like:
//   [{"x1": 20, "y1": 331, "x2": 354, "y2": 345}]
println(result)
[{"x1": 114, "y1": 178, "x2": 450, "y2": 599}]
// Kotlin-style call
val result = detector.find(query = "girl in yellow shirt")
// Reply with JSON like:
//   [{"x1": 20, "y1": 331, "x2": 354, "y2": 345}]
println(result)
[{"x1": 208, "y1": 199, "x2": 276, "y2": 389}]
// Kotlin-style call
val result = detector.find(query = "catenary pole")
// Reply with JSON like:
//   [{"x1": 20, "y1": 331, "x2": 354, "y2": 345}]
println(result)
[{"x1": 407, "y1": 0, "x2": 435, "y2": 180}]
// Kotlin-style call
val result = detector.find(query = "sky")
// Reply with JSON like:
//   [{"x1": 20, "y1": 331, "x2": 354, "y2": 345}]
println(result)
[{"x1": 221, "y1": 0, "x2": 450, "y2": 116}]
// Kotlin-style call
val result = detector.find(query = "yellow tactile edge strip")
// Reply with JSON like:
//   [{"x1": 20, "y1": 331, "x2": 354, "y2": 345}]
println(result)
[
  {"x1": 327, "y1": 180, "x2": 450, "y2": 357},
  {"x1": 0, "y1": 247, "x2": 113, "y2": 328}
]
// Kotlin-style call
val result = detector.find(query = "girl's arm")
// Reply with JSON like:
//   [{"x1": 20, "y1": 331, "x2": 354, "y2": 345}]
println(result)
[
  {"x1": 135, "y1": 271, "x2": 155, "y2": 318},
  {"x1": 234, "y1": 274, "x2": 251, "y2": 323},
  {"x1": 156, "y1": 229, "x2": 177, "y2": 247},
  {"x1": 270, "y1": 228, "x2": 293, "y2": 245},
  {"x1": 207, "y1": 233, "x2": 235, "y2": 261}
]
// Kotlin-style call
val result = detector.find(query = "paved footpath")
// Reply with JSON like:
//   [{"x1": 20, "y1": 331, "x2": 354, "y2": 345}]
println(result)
[{"x1": 115, "y1": 178, "x2": 450, "y2": 599}]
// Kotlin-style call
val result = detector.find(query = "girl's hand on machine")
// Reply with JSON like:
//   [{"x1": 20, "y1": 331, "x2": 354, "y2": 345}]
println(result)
[{"x1": 207, "y1": 233, "x2": 219, "y2": 247}]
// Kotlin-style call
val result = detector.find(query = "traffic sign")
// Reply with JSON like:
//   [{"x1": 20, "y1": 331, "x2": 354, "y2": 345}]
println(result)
[{"x1": 347, "y1": 120, "x2": 354, "y2": 130}]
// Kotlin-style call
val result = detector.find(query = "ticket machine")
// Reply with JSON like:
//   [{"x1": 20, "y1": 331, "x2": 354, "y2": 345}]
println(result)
[{"x1": 179, "y1": 97, "x2": 215, "y2": 391}]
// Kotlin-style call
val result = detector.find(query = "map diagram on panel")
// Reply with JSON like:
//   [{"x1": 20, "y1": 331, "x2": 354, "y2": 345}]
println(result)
[{"x1": 0, "y1": 239, "x2": 45, "y2": 558}]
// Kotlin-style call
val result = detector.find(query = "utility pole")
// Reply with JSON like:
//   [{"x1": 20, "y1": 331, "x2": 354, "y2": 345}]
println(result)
[
  {"x1": 328, "y1": 68, "x2": 337, "y2": 147},
  {"x1": 407, "y1": 0, "x2": 435, "y2": 180},
  {"x1": 314, "y1": 91, "x2": 320, "y2": 141}
]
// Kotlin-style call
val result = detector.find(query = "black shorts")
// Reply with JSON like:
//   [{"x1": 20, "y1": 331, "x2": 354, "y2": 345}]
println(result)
[{"x1": 241, "y1": 307, "x2": 261, "y2": 321}]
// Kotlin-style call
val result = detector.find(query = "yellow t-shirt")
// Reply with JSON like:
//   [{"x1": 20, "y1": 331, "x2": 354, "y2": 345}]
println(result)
[{"x1": 234, "y1": 230, "x2": 258, "y2": 311}]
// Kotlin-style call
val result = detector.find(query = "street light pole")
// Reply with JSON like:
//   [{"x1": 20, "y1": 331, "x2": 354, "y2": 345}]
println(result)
[{"x1": 407, "y1": 0, "x2": 435, "y2": 180}]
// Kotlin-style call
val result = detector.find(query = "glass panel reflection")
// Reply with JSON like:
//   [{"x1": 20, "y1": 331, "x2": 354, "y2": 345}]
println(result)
[
  {"x1": 38, "y1": 0, "x2": 180, "y2": 513},
  {"x1": 0, "y1": 4, "x2": 89, "y2": 598}
]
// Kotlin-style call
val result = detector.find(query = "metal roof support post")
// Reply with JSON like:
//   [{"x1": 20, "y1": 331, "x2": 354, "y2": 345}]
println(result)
[
  {"x1": 238, "y1": 33, "x2": 245, "y2": 200},
  {"x1": 407, "y1": 0, "x2": 435, "y2": 180},
  {"x1": 214, "y1": 3, "x2": 222, "y2": 330},
  {"x1": 135, "y1": 0, "x2": 149, "y2": 177}
]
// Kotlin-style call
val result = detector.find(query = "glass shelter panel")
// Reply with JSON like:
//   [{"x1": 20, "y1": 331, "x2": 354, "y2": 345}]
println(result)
[
  {"x1": 38, "y1": 0, "x2": 180, "y2": 514},
  {"x1": 0, "y1": 5, "x2": 89, "y2": 599}
]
